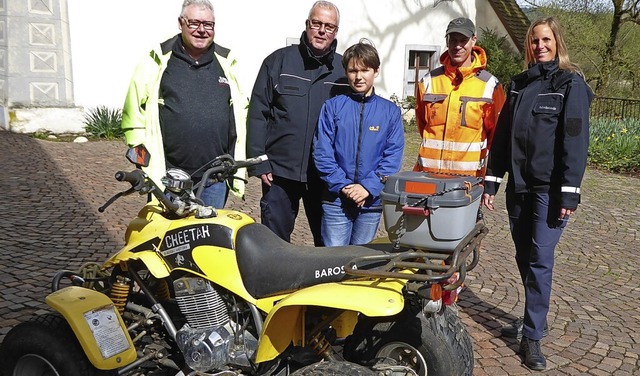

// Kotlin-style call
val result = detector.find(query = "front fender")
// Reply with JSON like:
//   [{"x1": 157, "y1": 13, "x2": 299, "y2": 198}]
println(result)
[
  {"x1": 45, "y1": 286, "x2": 137, "y2": 370},
  {"x1": 255, "y1": 279, "x2": 405, "y2": 363},
  {"x1": 103, "y1": 249, "x2": 171, "y2": 278}
]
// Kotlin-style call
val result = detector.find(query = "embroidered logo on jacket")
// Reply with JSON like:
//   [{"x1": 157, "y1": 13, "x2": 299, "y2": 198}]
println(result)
[
  {"x1": 218, "y1": 76, "x2": 229, "y2": 85},
  {"x1": 369, "y1": 125, "x2": 380, "y2": 132}
]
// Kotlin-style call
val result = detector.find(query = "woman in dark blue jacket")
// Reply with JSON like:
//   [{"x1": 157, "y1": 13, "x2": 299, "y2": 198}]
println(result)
[
  {"x1": 482, "y1": 17, "x2": 593, "y2": 371},
  {"x1": 313, "y1": 39, "x2": 404, "y2": 246}
]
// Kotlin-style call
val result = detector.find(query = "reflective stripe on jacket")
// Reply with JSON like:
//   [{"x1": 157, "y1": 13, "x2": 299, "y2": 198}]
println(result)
[{"x1": 414, "y1": 46, "x2": 505, "y2": 177}]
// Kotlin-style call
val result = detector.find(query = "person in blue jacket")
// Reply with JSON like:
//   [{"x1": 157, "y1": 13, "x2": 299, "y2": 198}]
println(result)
[
  {"x1": 482, "y1": 17, "x2": 593, "y2": 371},
  {"x1": 313, "y1": 38, "x2": 404, "y2": 246}
]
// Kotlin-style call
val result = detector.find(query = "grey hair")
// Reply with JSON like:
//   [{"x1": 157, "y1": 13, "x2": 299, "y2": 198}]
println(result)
[
  {"x1": 308, "y1": 1, "x2": 340, "y2": 25},
  {"x1": 181, "y1": 0, "x2": 214, "y2": 17}
]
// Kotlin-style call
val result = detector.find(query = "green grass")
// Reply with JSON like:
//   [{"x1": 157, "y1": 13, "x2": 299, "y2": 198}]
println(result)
[{"x1": 402, "y1": 124, "x2": 421, "y2": 171}]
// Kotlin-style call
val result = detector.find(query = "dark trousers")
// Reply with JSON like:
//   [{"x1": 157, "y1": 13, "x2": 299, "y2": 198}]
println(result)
[
  {"x1": 506, "y1": 191, "x2": 568, "y2": 340},
  {"x1": 260, "y1": 175, "x2": 324, "y2": 246}
]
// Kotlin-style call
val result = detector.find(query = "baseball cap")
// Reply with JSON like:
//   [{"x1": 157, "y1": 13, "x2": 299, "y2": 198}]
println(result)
[{"x1": 445, "y1": 17, "x2": 475, "y2": 38}]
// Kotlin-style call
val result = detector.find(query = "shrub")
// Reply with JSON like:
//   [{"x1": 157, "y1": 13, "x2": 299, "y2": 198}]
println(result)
[
  {"x1": 588, "y1": 117, "x2": 640, "y2": 174},
  {"x1": 83, "y1": 106, "x2": 123, "y2": 140},
  {"x1": 390, "y1": 94, "x2": 417, "y2": 133},
  {"x1": 476, "y1": 28, "x2": 523, "y2": 87}
]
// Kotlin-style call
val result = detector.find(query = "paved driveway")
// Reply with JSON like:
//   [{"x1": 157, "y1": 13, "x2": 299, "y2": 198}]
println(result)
[{"x1": 0, "y1": 131, "x2": 638, "y2": 375}]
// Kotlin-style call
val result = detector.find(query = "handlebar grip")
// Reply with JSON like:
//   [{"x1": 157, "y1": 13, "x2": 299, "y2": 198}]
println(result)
[
  {"x1": 112, "y1": 169, "x2": 180, "y2": 212},
  {"x1": 236, "y1": 155, "x2": 268, "y2": 169},
  {"x1": 115, "y1": 170, "x2": 145, "y2": 186}
]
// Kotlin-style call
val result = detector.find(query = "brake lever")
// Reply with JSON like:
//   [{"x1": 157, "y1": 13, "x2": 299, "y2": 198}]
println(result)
[
  {"x1": 98, "y1": 187, "x2": 137, "y2": 212},
  {"x1": 230, "y1": 175, "x2": 248, "y2": 184}
]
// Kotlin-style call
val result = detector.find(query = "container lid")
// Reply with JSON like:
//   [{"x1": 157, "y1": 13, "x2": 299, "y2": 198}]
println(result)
[{"x1": 380, "y1": 171, "x2": 482, "y2": 207}]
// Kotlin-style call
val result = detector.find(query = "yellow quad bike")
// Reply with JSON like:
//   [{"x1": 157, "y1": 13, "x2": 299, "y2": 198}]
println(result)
[{"x1": 0, "y1": 145, "x2": 486, "y2": 376}]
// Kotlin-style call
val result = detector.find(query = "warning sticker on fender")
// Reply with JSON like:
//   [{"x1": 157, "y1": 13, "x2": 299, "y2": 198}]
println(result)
[{"x1": 84, "y1": 305, "x2": 130, "y2": 359}]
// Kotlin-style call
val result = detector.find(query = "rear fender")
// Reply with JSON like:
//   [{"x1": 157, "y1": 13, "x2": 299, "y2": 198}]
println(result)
[
  {"x1": 255, "y1": 279, "x2": 405, "y2": 363},
  {"x1": 45, "y1": 286, "x2": 137, "y2": 370}
]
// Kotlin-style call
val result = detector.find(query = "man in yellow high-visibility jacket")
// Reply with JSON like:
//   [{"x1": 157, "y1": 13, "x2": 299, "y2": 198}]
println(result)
[
  {"x1": 414, "y1": 17, "x2": 506, "y2": 178},
  {"x1": 121, "y1": 0, "x2": 247, "y2": 208}
]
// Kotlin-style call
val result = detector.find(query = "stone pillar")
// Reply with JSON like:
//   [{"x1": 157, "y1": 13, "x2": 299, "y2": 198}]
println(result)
[{"x1": 0, "y1": 0, "x2": 82, "y2": 133}]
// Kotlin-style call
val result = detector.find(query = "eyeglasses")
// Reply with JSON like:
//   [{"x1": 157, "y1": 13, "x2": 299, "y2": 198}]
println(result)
[
  {"x1": 181, "y1": 17, "x2": 215, "y2": 31},
  {"x1": 307, "y1": 19, "x2": 338, "y2": 34}
]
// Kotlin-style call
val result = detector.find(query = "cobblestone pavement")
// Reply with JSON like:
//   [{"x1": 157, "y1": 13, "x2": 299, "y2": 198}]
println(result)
[{"x1": 0, "y1": 130, "x2": 639, "y2": 375}]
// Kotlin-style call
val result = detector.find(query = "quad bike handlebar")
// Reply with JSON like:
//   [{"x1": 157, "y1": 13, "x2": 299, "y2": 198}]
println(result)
[
  {"x1": 195, "y1": 154, "x2": 267, "y2": 201},
  {"x1": 99, "y1": 153, "x2": 267, "y2": 215}
]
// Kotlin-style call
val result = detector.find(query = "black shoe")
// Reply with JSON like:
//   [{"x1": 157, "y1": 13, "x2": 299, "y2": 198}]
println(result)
[
  {"x1": 518, "y1": 337, "x2": 547, "y2": 371},
  {"x1": 501, "y1": 317, "x2": 549, "y2": 339}
]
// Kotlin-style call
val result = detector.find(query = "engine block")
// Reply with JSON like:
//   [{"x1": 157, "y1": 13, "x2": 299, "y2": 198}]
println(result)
[{"x1": 173, "y1": 276, "x2": 229, "y2": 329}]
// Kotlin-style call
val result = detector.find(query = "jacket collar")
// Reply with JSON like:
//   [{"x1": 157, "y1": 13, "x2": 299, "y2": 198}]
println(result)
[
  {"x1": 298, "y1": 31, "x2": 337, "y2": 69},
  {"x1": 439, "y1": 46, "x2": 487, "y2": 85},
  {"x1": 347, "y1": 88, "x2": 377, "y2": 102},
  {"x1": 514, "y1": 58, "x2": 560, "y2": 85},
  {"x1": 440, "y1": 46, "x2": 487, "y2": 74},
  {"x1": 171, "y1": 36, "x2": 215, "y2": 66}
]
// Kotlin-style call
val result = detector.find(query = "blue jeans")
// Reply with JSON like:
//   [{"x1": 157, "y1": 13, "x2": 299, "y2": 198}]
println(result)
[
  {"x1": 507, "y1": 191, "x2": 568, "y2": 340},
  {"x1": 200, "y1": 181, "x2": 228, "y2": 209},
  {"x1": 321, "y1": 203, "x2": 382, "y2": 246}
]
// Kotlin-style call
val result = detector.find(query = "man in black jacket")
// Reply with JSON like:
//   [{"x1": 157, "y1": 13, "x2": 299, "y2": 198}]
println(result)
[{"x1": 246, "y1": 1, "x2": 348, "y2": 246}]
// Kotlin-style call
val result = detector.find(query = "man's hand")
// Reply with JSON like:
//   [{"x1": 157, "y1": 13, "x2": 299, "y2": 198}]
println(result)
[{"x1": 260, "y1": 173, "x2": 273, "y2": 187}]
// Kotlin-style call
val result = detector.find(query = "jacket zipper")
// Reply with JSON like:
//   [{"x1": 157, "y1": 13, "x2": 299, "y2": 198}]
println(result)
[{"x1": 354, "y1": 97, "x2": 365, "y2": 183}]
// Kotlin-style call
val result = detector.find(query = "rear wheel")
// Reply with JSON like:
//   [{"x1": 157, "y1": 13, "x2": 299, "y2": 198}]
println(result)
[
  {"x1": 0, "y1": 313, "x2": 115, "y2": 376},
  {"x1": 290, "y1": 361, "x2": 375, "y2": 376},
  {"x1": 344, "y1": 304, "x2": 473, "y2": 376}
]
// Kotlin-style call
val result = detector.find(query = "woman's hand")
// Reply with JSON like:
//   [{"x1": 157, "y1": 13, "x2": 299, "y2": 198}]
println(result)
[
  {"x1": 482, "y1": 193, "x2": 495, "y2": 211},
  {"x1": 559, "y1": 207, "x2": 574, "y2": 219}
]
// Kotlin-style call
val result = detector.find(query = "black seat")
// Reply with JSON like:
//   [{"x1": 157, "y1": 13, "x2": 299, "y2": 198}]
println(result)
[{"x1": 235, "y1": 223, "x2": 390, "y2": 298}]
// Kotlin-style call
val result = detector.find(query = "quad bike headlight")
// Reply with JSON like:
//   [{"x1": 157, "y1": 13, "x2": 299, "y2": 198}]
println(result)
[{"x1": 162, "y1": 168, "x2": 193, "y2": 193}]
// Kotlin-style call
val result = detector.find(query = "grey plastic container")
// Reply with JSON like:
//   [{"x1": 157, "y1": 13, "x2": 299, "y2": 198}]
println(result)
[{"x1": 380, "y1": 171, "x2": 482, "y2": 251}]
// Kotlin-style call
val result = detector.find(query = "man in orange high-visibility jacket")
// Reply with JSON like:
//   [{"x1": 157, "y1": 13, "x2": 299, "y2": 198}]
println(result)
[{"x1": 414, "y1": 17, "x2": 506, "y2": 178}]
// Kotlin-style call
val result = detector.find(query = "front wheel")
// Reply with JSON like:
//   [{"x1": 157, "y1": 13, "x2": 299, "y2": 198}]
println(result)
[
  {"x1": 344, "y1": 304, "x2": 473, "y2": 376},
  {"x1": 0, "y1": 313, "x2": 115, "y2": 376},
  {"x1": 290, "y1": 361, "x2": 375, "y2": 376}
]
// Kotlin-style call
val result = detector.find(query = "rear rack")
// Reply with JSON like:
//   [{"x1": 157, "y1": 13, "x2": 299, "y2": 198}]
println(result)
[{"x1": 344, "y1": 223, "x2": 487, "y2": 290}]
